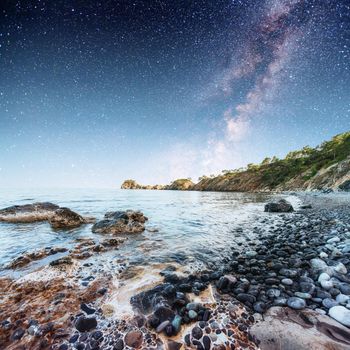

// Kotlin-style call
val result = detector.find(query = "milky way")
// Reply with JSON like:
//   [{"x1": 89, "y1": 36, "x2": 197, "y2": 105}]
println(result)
[{"x1": 0, "y1": 0, "x2": 349, "y2": 187}]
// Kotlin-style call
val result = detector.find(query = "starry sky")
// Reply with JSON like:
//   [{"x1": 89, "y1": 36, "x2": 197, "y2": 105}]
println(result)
[{"x1": 0, "y1": 0, "x2": 349, "y2": 188}]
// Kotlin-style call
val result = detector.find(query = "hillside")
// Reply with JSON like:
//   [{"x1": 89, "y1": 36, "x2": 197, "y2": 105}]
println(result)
[{"x1": 122, "y1": 131, "x2": 350, "y2": 192}]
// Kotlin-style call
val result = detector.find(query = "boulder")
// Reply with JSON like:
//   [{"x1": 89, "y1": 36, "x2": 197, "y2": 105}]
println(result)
[
  {"x1": 92, "y1": 210, "x2": 148, "y2": 234},
  {"x1": 250, "y1": 306, "x2": 350, "y2": 350},
  {"x1": 264, "y1": 199, "x2": 294, "y2": 213},
  {"x1": 0, "y1": 202, "x2": 59, "y2": 223},
  {"x1": 48, "y1": 208, "x2": 95, "y2": 229}
]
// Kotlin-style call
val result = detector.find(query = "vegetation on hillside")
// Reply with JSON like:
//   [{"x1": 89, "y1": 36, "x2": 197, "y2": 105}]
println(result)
[{"x1": 200, "y1": 131, "x2": 350, "y2": 189}]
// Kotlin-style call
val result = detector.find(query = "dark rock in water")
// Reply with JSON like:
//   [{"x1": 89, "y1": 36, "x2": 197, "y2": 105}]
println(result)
[
  {"x1": 156, "y1": 320, "x2": 170, "y2": 333},
  {"x1": 75, "y1": 316, "x2": 97, "y2": 332},
  {"x1": 10, "y1": 327, "x2": 25, "y2": 341},
  {"x1": 58, "y1": 345, "x2": 68, "y2": 350},
  {"x1": 203, "y1": 335, "x2": 211, "y2": 350},
  {"x1": 178, "y1": 283, "x2": 192, "y2": 293},
  {"x1": 80, "y1": 303, "x2": 96, "y2": 315},
  {"x1": 0, "y1": 202, "x2": 59, "y2": 223},
  {"x1": 49, "y1": 207, "x2": 93, "y2": 229},
  {"x1": 339, "y1": 180, "x2": 350, "y2": 191},
  {"x1": 264, "y1": 199, "x2": 294, "y2": 213},
  {"x1": 49, "y1": 256, "x2": 73, "y2": 266},
  {"x1": 124, "y1": 330, "x2": 143, "y2": 348},
  {"x1": 192, "y1": 326, "x2": 203, "y2": 340},
  {"x1": 154, "y1": 306, "x2": 175, "y2": 323},
  {"x1": 300, "y1": 204, "x2": 312, "y2": 209},
  {"x1": 92, "y1": 210, "x2": 148, "y2": 234},
  {"x1": 167, "y1": 340, "x2": 182, "y2": 350},
  {"x1": 217, "y1": 275, "x2": 237, "y2": 291},
  {"x1": 114, "y1": 339, "x2": 124, "y2": 350}
]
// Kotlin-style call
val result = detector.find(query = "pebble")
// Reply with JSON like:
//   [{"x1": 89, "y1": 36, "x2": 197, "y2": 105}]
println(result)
[
  {"x1": 329, "y1": 305, "x2": 350, "y2": 327},
  {"x1": 322, "y1": 298, "x2": 338, "y2": 309},
  {"x1": 287, "y1": 297, "x2": 306, "y2": 310},
  {"x1": 318, "y1": 273, "x2": 330, "y2": 283},
  {"x1": 75, "y1": 316, "x2": 97, "y2": 332},
  {"x1": 124, "y1": 330, "x2": 143, "y2": 348},
  {"x1": 336, "y1": 294, "x2": 350, "y2": 304},
  {"x1": 281, "y1": 278, "x2": 293, "y2": 286},
  {"x1": 192, "y1": 326, "x2": 203, "y2": 340},
  {"x1": 320, "y1": 280, "x2": 333, "y2": 290}
]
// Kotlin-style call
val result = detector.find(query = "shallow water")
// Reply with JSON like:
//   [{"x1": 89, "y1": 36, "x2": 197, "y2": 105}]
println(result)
[{"x1": 0, "y1": 188, "x2": 292, "y2": 277}]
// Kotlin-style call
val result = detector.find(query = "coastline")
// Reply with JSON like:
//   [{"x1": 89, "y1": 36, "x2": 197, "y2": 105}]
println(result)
[{"x1": 0, "y1": 192, "x2": 350, "y2": 349}]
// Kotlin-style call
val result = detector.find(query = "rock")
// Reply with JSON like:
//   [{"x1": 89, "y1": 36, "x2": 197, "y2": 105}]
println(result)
[
  {"x1": 336, "y1": 294, "x2": 350, "y2": 304},
  {"x1": 48, "y1": 208, "x2": 93, "y2": 229},
  {"x1": 0, "y1": 202, "x2": 59, "y2": 223},
  {"x1": 281, "y1": 278, "x2": 293, "y2": 286},
  {"x1": 156, "y1": 320, "x2": 170, "y2": 333},
  {"x1": 171, "y1": 315, "x2": 182, "y2": 334},
  {"x1": 91, "y1": 210, "x2": 148, "y2": 234},
  {"x1": 318, "y1": 273, "x2": 331, "y2": 283},
  {"x1": 294, "y1": 292, "x2": 312, "y2": 299},
  {"x1": 321, "y1": 280, "x2": 334, "y2": 290},
  {"x1": 250, "y1": 306, "x2": 350, "y2": 350},
  {"x1": 264, "y1": 199, "x2": 294, "y2": 213},
  {"x1": 75, "y1": 316, "x2": 97, "y2": 332},
  {"x1": 327, "y1": 237, "x2": 341, "y2": 244},
  {"x1": 329, "y1": 306, "x2": 350, "y2": 327},
  {"x1": 237, "y1": 293, "x2": 256, "y2": 304},
  {"x1": 203, "y1": 335, "x2": 211, "y2": 350},
  {"x1": 167, "y1": 340, "x2": 182, "y2": 350},
  {"x1": 322, "y1": 298, "x2": 338, "y2": 309},
  {"x1": 124, "y1": 330, "x2": 143, "y2": 348},
  {"x1": 49, "y1": 256, "x2": 73, "y2": 266},
  {"x1": 217, "y1": 275, "x2": 237, "y2": 290},
  {"x1": 114, "y1": 339, "x2": 124, "y2": 350},
  {"x1": 10, "y1": 327, "x2": 25, "y2": 341},
  {"x1": 154, "y1": 306, "x2": 175, "y2": 323},
  {"x1": 333, "y1": 263, "x2": 347, "y2": 275},
  {"x1": 188, "y1": 310, "x2": 198, "y2": 319},
  {"x1": 287, "y1": 297, "x2": 306, "y2": 310},
  {"x1": 80, "y1": 303, "x2": 96, "y2": 315},
  {"x1": 192, "y1": 326, "x2": 203, "y2": 340}
]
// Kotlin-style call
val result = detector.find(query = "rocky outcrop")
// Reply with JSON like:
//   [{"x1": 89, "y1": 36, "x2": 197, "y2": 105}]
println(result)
[
  {"x1": 250, "y1": 306, "x2": 350, "y2": 350},
  {"x1": 264, "y1": 199, "x2": 294, "y2": 212},
  {"x1": 121, "y1": 179, "x2": 165, "y2": 190},
  {"x1": 0, "y1": 202, "x2": 95, "y2": 229},
  {"x1": 48, "y1": 208, "x2": 95, "y2": 229},
  {"x1": 91, "y1": 210, "x2": 148, "y2": 234},
  {"x1": 164, "y1": 179, "x2": 194, "y2": 190},
  {"x1": 0, "y1": 202, "x2": 59, "y2": 223}
]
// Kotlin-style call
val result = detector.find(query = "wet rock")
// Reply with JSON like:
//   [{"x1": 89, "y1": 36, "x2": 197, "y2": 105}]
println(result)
[
  {"x1": 49, "y1": 208, "x2": 93, "y2": 229},
  {"x1": 154, "y1": 306, "x2": 175, "y2": 323},
  {"x1": 81, "y1": 303, "x2": 96, "y2": 315},
  {"x1": 49, "y1": 256, "x2": 73, "y2": 266},
  {"x1": 192, "y1": 326, "x2": 203, "y2": 340},
  {"x1": 217, "y1": 275, "x2": 237, "y2": 291},
  {"x1": 10, "y1": 327, "x2": 25, "y2": 341},
  {"x1": 237, "y1": 293, "x2": 256, "y2": 304},
  {"x1": 75, "y1": 316, "x2": 97, "y2": 332},
  {"x1": 156, "y1": 320, "x2": 170, "y2": 333},
  {"x1": 322, "y1": 298, "x2": 338, "y2": 309},
  {"x1": 167, "y1": 340, "x2": 182, "y2": 350},
  {"x1": 188, "y1": 310, "x2": 198, "y2": 319},
  {"x1": 264, "y1": 199, "x2": 294, "y2": 213},
  {"x1": 124, "y1": 330, "x2": 143, "y2": 348},
  {"x1": 92, "y1": 210, "x2": 147, "y2": 234},
  {"x1": 203, "y1": 335, "x2": 211, "y2": 350},
  {"x1": 0, "y1": 202, "x2": 59, "y2": 223},
  {"x1": 114, "y1": 339, "x2": 124, "y2": 350}
]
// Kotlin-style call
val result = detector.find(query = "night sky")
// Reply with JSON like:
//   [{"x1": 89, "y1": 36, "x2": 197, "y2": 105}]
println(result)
[{"x1": 0, "y1": 0, "x2": 349, "y2": 188}]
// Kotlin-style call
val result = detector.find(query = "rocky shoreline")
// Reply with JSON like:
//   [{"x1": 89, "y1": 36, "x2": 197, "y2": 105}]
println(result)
[{"x1": 1, "y1": 193, "x2": 350, "y2": 349}]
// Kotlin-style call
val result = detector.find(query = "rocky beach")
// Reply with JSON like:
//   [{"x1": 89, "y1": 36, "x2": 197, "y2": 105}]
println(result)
[{"x1": 0, "y1": 190, "x2": 350, "y2": 350}]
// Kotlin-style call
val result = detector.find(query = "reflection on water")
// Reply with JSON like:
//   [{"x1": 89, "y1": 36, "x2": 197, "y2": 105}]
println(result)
[{"x1": 0, "y1": 188, "x2": 276, "y2": 276}]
